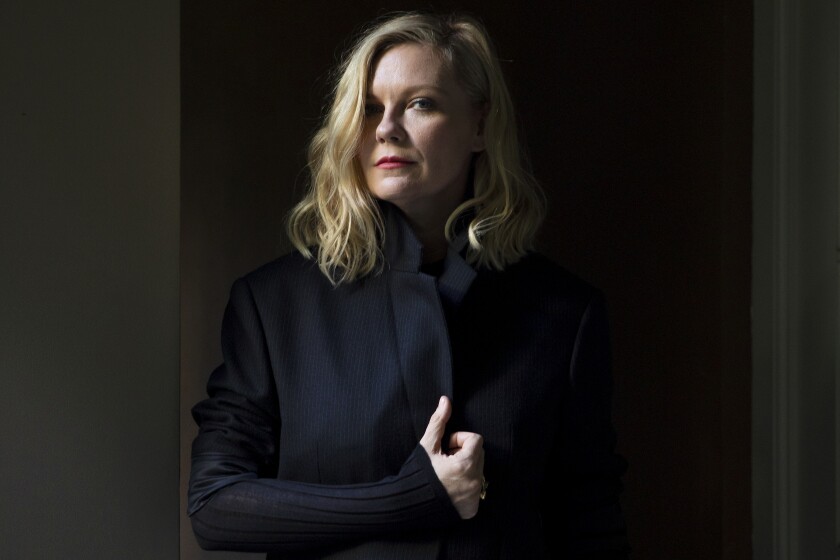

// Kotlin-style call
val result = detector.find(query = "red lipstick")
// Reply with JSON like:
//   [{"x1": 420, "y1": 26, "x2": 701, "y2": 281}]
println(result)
[{"x1": 376, "y1": 155, "x2": 414, "y2": 169}]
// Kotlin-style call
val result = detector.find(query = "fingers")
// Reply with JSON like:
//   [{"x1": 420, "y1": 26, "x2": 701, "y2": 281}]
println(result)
[
  {"x1": 417, "y1": 398, "x2": 486, "y2": 520},
  {"x1": 446, "y1": 432, "x2": 485, "y2": 471},
  {"x1": 419, "y1": 396, "x2": 451, "y2": 455},
  {"x1": 448, "y1": 431, "x2": 484, "y2": 455},
  {"x1": 443, "y1": 434, "x2": 485, "y2": 520}
]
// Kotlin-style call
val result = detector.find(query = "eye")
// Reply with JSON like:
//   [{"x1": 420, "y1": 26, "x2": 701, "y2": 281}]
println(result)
[
  {"x1": 364, "y1": 103, "x2": 383, "y2": 117},
  {"x1": 409, "y1": 98, "x2": 435, "y2": 110}
]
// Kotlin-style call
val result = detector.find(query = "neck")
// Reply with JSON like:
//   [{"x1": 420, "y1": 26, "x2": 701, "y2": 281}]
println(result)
[
  {"x1": 383, "y1": 180, "x2": 469, "y2": 264},
  {"x1": 404, "y1": 212, "x2": 448, "y2": 263}
]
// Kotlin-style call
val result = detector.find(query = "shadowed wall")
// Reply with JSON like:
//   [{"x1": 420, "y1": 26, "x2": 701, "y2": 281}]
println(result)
[{"x1": 1, "y1": 1, "x2": 180, "y2": 557}]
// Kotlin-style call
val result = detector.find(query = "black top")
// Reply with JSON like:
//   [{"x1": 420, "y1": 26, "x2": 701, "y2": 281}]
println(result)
[{"x1": 419, "y1": 258, "x2": 446, "y2": 278}]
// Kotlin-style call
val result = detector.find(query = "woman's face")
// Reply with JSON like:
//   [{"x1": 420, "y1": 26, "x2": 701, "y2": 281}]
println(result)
[{"x1": 357, "y1": 43, "x2": 485, "y2": 222}]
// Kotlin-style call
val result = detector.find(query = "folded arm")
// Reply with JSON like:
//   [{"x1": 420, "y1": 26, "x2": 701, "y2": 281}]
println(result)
[{"x1": 188, "y1": 278, "x2": 459, "y2": 553}]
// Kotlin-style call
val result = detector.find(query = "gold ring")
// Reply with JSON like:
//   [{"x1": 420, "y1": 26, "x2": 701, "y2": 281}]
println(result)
[{"x1": 480, "y1": 476, "x2": 488, "y2": 500}]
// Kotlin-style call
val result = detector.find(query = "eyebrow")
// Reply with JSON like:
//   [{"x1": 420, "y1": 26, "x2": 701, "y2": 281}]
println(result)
[{"x1": 365, "y1": 85, "x2": 449, "y2": 100}]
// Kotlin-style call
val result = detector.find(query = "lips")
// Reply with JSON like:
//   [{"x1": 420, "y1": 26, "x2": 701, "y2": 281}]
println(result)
[{"x1": 375, "y1": 155, "x2": 415, "y2": 167}]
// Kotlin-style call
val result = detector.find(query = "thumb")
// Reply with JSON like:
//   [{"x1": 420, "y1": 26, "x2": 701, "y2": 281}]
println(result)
[{"x1": 420, "y1": 396, "x2": 451, "y2": 454}]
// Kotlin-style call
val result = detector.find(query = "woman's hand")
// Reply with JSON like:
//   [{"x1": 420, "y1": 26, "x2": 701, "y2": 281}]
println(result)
[{"x1": 419, "y1": 396, "x2": 485, "y2": 519}]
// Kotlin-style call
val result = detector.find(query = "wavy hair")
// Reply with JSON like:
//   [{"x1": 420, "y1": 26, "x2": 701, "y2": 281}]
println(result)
[{"x1": 287, "y1": 12, "x2": 546, "y2": 284}]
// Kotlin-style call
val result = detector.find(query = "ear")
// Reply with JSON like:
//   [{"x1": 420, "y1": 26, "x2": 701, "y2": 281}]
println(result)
[{"x1": 471, "y1": 102, "x2": 489, "y2": 153}]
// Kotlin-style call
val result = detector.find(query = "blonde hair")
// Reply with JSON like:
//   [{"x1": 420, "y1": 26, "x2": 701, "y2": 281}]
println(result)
[{"x1": 287, "y1": 12, "x2": 546, "y2": 284}]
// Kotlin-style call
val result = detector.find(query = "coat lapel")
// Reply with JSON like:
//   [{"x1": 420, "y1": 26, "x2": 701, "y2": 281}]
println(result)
[{"x1": 381, "y1": 202, "x2": 475, "y2": 440}]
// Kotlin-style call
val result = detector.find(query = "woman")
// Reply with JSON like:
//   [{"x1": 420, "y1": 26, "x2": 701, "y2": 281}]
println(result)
[{"x1": 188, "y1": 11, "x2": 629, "y2": 559}]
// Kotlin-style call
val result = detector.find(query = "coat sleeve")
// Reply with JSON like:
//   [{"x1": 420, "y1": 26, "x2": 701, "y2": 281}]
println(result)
[
  {"x1": 187, "y1": 278, "x2": 460, "y2": 553},
  {"x1": 542, "y1": 293, "x2": 630, "y2": 559}
]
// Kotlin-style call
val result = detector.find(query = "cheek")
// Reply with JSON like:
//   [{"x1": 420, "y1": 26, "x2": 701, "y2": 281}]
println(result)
[
  {"x1": 414, "y1": 124, "x2": 452, "y2": 158},
  {"x1": 358, "y1": 123, "x2": 376, "y2": 150},
  {"x1": 358, "y1": 129, "x2": 372, "y2": 154},
  {"x1": 422, "y1": 128, "x2": 472, "y2": 170},
  {"x1": 426, "y1": 122, "x2": 471, "y2": 156}
]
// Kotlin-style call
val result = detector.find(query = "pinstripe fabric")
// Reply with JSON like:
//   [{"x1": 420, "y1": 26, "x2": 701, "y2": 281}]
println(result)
[{"x1": 188, "y1": 202, "x2": 629, "y2": 559}]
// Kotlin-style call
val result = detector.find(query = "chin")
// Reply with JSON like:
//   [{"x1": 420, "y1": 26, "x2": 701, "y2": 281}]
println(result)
[{"x1": 368, "y1": 185, "x2": 413, "y2": 205}]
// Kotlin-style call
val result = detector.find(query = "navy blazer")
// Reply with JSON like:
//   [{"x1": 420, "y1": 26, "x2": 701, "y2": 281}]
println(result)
[{"x1": 188, "y1": 202, "x2": 629, "y2": 559}]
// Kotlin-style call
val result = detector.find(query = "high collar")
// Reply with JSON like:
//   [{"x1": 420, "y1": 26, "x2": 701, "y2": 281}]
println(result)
[{"x1": 380, "y1": 201, "x2": 477, "y2": 306}]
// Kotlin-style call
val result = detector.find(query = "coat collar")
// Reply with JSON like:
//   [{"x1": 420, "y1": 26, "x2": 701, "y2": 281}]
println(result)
[
  {"x1": 380, "y1": 200, "x2": 474, "y2": 443},
  {"x1": 380, "y1": 201, "x2": 477, "y2": 306}
]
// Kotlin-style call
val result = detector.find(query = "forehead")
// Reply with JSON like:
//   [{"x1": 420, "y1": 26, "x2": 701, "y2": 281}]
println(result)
[{"x1": 368, "y1": 43, "x2": 454, "y2": 90}]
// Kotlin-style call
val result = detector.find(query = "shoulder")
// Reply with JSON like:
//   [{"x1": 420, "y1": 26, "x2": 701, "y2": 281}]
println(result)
[
  {"x1": 240, "y1": 251, "x2": 321, "y2": 286},
  {"x1": 229, "y1": 251, "x2": 335, "y2": 307},
  {"x1": 494, "y1": 252, "x2": 603, "y2": 310}
]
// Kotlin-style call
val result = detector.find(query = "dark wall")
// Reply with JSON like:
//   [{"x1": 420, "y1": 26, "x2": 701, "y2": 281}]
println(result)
[
  {"x1": 1, "y1": 1, "x2": 180, "y2": 558},
  {"x1": 181, "y1": 2, "x2": 752, "y2": 558}
]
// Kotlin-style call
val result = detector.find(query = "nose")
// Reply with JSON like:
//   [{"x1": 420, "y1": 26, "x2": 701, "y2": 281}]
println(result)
[{"x1": 375, "y1": 108, "x2": 405, "y2": 143}]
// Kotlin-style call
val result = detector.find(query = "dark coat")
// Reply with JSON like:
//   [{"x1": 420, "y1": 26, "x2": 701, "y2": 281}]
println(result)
[{"x1": 188, "y1": 202, "x2": 629, "y2": 559}]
